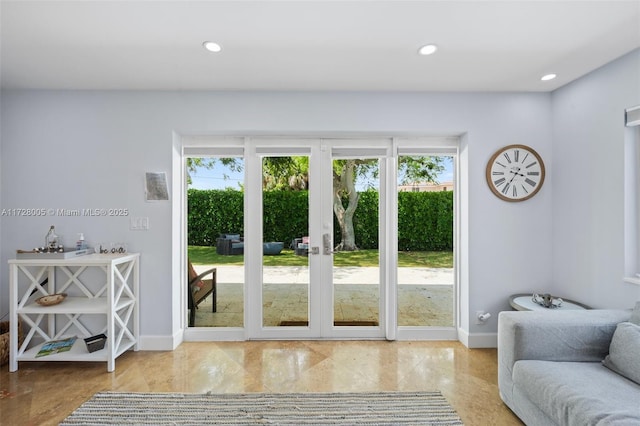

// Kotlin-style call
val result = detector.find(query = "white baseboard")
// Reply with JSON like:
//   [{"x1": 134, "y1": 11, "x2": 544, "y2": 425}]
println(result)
[
  {"x1": 138, "y1": 330, "x2": 183, "y2": 351},
  {"x1": 183, "y1": 328, "x2": 246, "y2": 341},
  {"x1": 458, "y1": 328, "x2": 497, "y2": 348}
]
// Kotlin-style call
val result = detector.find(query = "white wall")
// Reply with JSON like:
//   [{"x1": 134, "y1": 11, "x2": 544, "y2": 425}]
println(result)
[
  {"x1": 0, "y1": 90, "x2": 553, "y2": 347},
  {"x1": 551, "y1": 49, "x2": 640, "y2": 307}
]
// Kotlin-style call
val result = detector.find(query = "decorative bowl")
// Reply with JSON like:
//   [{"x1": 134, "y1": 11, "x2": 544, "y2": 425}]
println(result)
[{"x1": 35, "y1": 293, "x2": 67, "y2": 306}]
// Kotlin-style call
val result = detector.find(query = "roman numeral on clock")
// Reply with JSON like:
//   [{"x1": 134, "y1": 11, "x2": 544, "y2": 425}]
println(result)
[
  {"x1": 525, "y1": 178, "x2": 537, "y2": 187},
  {"x1": 494, "y1": 177, "x2": 506, "y2": 187}
]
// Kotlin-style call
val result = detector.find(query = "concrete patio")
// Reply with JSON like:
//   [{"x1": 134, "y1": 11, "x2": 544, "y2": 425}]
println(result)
[{"x1": 191, "y1": 265, "x2": 454, "y2": 328}]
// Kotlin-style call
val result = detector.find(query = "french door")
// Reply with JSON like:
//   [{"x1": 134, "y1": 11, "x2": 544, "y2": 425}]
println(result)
[
  {"x1": 246, "y1": 140, "x2": 388, "y2": 339},
  {"x1": 183, "y1": 135, "x2": 458, "y2": 341}
]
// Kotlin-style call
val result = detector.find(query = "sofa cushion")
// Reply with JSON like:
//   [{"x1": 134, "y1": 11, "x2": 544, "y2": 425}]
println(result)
[
  {"x1": 603, "y1": 322, "x2": 640, "y2": 385},
  {"x1": 513, "y1": 360, "x2": 640, "y2": 425}
]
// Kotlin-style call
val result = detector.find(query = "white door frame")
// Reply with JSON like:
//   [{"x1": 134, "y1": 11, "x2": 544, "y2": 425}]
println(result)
[
  {"x1": 245, "y1": 138, "x2": 322, "y2": 339},
  {"x1": 178, "y1": 134, "x2": 460, "y2": 342},
  {"x1": 246, "y1": 138, "x2": 389, "y2": 339}
]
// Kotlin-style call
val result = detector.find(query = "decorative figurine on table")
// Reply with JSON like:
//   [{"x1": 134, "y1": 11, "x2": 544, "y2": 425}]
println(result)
[
  {"x1": 532, "y1": 293, "x2": 563, "y2": 308},
  {"x1": 41, "y1": 225, "x2": 64, "y2": 253}
]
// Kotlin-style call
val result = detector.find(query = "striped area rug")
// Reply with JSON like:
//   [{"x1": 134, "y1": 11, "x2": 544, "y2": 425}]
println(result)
[{"x1": 60, "y1": 391, "x2": 464, "y2": 425}]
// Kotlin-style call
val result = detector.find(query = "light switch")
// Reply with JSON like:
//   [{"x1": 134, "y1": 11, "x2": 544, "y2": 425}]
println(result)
[{"x1": 130, "y1": 217, "x2": 149, "y2": 230}]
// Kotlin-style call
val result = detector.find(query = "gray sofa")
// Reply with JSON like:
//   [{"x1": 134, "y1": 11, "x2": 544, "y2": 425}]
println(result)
[{"x1": 498, "y1": 307, "x2": 640, "y2": 425}]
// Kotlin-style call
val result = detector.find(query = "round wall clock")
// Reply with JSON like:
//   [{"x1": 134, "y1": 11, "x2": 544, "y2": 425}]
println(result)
[{"x1": 486, "y1": 144, "x2": 545, "y2": 202}]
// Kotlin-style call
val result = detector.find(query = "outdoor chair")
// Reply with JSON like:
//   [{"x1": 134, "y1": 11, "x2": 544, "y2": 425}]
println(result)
[
  {"x1": 216, "y1": 233, "x2": 244, "y2": 255},
  {"x1": 291, "y1": 236, "x2": 309, "y2": 256},
  {"x1": 187, "y1": 261, "x2": 217, "y2": 327}
]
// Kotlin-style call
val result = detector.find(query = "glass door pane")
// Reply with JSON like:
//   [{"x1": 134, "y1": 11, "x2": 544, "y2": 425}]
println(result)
[
  {"x1": 262, "y1": 156, "x2": 310, "y2": 327},
  {"x1": 332, "y1": 158, "x2": 381, "y2": 327},
  {"x1": 397, "y1": 155, "x2": 455, "y2": 327},
  {"x1": 187, "y1": 156, "x2": 244, "y2": 328}
]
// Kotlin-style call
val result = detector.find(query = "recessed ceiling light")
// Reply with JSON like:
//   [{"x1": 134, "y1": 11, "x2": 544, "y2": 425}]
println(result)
[
  {"x1": 541, "y1": 73, "x2": 557, "y2": 81},
  {"x1": 202, "y1": 41, "x2": 222, "y2": 53},
  {"x1": 418, "y1": 44, "x2": 438, "y2": 56}
]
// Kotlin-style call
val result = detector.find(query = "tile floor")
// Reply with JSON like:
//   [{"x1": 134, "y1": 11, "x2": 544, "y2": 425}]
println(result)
[{"x1": 0, "y1": 340, "x2": 523, "y2": 426}]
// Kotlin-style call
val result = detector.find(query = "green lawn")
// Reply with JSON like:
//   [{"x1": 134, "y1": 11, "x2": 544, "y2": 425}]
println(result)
[{"x1": 188, "y1": 246, "x2": 453, "y2": 268}]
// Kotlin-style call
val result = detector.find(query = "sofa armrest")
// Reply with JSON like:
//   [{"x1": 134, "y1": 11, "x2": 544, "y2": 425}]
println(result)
[{"x1": 498, "y1": 309, "x2": 631, "y2": 405}]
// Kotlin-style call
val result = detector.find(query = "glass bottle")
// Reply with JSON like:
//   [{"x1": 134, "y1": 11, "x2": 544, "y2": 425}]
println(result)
[{"x1": 45, "y1": 226, "x2": 59, "y2": 252}]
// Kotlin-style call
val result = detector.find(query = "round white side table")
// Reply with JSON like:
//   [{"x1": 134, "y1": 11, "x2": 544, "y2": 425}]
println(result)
[{"x1": 509, "y1": 294, "x2": 591, "y2": 311}]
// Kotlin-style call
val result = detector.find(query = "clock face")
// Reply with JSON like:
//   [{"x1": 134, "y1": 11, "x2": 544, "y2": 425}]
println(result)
[{"x1": 486, "y1": 144, "x2": 545, "y2": 202}]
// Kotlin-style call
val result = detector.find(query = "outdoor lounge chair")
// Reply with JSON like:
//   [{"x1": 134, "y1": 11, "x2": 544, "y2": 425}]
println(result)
[
  {"x1": 216, "y1": 233, "x2": 244, "y2": 255},
  {"x1": 187, "y1": 261, "x2": 217, "y2": 327}
]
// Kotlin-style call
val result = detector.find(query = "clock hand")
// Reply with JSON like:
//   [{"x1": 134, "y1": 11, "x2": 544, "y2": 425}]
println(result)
[
  {"x1": 508, "y1": 168, "x2": 525, "y2": 183},
  {"x1": 508, "y1": 170, "x2": 520, "y2": 183}
]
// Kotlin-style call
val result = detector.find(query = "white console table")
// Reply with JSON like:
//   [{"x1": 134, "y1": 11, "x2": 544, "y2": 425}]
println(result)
[{"x1": 8, "y1": 253, "x2": 139, "y2": 372}]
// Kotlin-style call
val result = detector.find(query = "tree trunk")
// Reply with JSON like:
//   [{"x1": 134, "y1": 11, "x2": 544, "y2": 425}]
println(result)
[{"x1": 333, "y1": 160, "x2": 359, "y2": 251}]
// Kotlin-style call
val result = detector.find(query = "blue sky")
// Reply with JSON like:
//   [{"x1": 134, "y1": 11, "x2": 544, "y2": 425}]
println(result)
[
  {"x1": 190, "y1": 157, "x2": 453, "y2": 190},
  {"x1": 191, "y1": 163, "x2": 244, "y2": 190}
]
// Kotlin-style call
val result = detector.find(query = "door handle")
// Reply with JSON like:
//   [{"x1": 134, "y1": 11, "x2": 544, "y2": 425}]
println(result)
[{"x1": 323, "y1": 233, "x2": 335, "y2": 255}]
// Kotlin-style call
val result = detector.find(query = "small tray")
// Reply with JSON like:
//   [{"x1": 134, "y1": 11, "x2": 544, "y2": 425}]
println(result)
[
  {"x1": 16, "y1": 248, "x2": 91, "y2": 259},
  {"x1": 35, "y1": 293, "x2": 67, "y2": 306}
]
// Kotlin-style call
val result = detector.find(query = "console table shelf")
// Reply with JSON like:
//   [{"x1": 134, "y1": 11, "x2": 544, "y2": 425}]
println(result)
[
  {"x1": 8, "y1": 253, "x2": 139, "y2": 372},
  {"x1": 17, "y1": 297, "x2": 134, "y2": 314}
]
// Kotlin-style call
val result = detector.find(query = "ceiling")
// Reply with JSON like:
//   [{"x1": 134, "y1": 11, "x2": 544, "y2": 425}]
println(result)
[{"x1": 1, "y1": 0, "x2": 639, "y2": 92}]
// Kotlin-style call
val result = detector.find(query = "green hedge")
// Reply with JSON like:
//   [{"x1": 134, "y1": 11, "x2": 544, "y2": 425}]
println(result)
[
  {"x1": 397, "y1": 191, "x2": 453, "y2": 251},
  {"x1": 188, "y1": 189, "x2": 453, "y2": 250}
]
